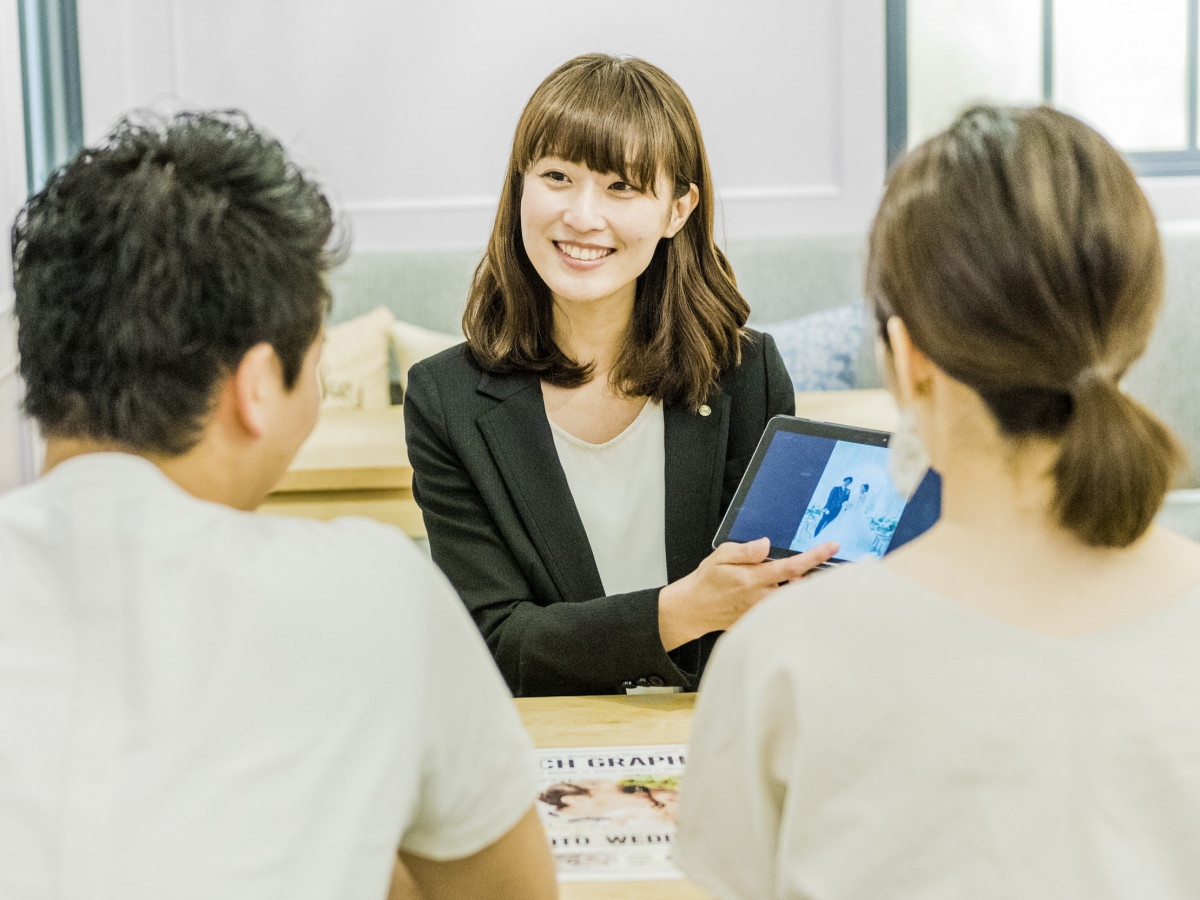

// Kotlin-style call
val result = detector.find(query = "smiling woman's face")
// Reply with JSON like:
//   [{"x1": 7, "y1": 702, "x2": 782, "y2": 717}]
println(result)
[{"x1": 519, "y1": 156, "x2": 689, "y2": 312}]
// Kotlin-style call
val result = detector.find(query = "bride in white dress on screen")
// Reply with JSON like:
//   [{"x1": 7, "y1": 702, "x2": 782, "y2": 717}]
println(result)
[{"x1": 820, "y1": 483, "x2": 875, "y2": 559}]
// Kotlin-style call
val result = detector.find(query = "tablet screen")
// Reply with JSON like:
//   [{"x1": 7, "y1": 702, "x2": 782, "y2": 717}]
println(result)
[{"x1": 715, "y1": 416, "x2": 941, "y2": 563}]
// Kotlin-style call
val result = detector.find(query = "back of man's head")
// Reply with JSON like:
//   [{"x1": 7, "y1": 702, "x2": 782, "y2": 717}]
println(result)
[{"x1": 11, "y1": 110, "x2": 339, "y2": 456}]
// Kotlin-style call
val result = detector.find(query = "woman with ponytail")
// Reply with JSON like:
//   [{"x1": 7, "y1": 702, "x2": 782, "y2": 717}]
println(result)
[{"x1": 676, "y1": 106, "x2": 1200, "y2": 899}]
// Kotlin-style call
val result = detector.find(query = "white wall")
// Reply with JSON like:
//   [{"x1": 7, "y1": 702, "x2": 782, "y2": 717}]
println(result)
[
  {"x1": 0, "y1": 0, "x2": 35, "y2": 493},
  {"x1": 9, "y1": 0, "x2": 891, "y2": 492},
  {"x1": 76, "y1": 0, "x2": 887, "y2": 251},
  {"x1": 9, "y1": 1, "x2": 1196, "y2": 494}
]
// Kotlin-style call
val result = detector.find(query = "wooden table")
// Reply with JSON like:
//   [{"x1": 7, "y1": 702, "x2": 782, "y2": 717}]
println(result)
[
  {"x1": 515, "y1": 694, "x2": 711, "y2": 900},
  {"x1": 794, "y1": 387, "x2": 897, "y2": 431},
  {"x1": 387, "y1": 694, "x2": 707, "y2": 900},
  {"x1": 515, "y1": 693, "x2": 696, "y2": 751},
  {"x1": 258, "y1": 405, "x2": 425, "y2": 537}
]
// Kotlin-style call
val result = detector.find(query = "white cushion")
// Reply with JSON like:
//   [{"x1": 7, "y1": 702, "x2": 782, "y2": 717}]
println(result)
[
  {"x1": 319, "y1": 307, "x2": 395, "y2": 410},
  {"x1": 390, "y1": 321, "x2": 462, "y2": 392}
]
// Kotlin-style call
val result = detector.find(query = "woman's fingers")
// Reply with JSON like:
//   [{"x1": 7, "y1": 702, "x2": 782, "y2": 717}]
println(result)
[
  {"x1": 748, "y1": 541, "x2": 838, "y2": 586},
  {"x1": 663, "y1": 539, "x2": 841, "y2": 646},
  {"x1": 713, "y1": 539, "x2": 838, "y2": 585},
  {"x1": 712, "y1": 537, "x2": 772, "y2": 564}
]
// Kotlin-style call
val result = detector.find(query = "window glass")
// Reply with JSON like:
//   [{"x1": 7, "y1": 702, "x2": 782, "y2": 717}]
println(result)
[
  {"x1": 1054, "y1": 0, "x2": 1187, "y2": 151},
  {"x1": 908, "y1": 0, "x2": 1042, "y2": 150}
]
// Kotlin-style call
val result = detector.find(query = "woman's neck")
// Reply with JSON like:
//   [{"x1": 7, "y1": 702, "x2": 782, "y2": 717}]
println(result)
[
  {"x1": 885, "y1": 383, "x2": 1200, "y2": 635},
  {"x1": 937, "y1": 434, "x2": 1061, "y2": 540},
  {"x1": 542, "y1": 288, "x2": 649, "y2": 443},
  {"x1": 551, "y1": 288, "x2": 635, "y2": 374}
]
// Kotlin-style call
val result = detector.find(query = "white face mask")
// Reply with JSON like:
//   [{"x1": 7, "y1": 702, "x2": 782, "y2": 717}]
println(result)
[{"x1": 888, "y1": 408, "x2": 931, "y2": 498}]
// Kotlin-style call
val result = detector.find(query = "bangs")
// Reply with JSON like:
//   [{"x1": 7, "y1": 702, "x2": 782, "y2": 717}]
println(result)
[{"x1": 515, "y1": 64, "x2": 677, "y2": 195}]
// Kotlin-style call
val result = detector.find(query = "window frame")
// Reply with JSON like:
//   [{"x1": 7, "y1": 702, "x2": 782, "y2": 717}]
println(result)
[
  {"x1": 886, "y1": 0, "x2": 1200, "y2": 176},
  {"x1": 18, "y1": 0, "x2": 84, "y2": 194}
]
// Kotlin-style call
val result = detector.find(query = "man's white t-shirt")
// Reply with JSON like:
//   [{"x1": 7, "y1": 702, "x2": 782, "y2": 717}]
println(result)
[
  {"x1": 0, "y1": 453, "x2": 537, "y2": 900},
  {"x1": 676, "y1": 559, "x2": 1200, "y2": 900}
]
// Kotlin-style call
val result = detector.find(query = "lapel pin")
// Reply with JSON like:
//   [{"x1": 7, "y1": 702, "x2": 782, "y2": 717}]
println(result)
[{"x1": 698, "y1": 404, "x2": 711, "y2": 417}]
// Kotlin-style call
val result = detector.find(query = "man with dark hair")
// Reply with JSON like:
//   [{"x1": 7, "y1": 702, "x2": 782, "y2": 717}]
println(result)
[
  {"x1": 814, "y1": 476, "x2": 853, "y2": 536},
  {"x1": 1, "y1": 111, "x2": 556, "y2": 900}
]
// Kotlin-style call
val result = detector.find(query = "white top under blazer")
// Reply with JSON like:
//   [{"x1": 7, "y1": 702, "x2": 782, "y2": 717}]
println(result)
[{"x1": 549, "y1": 401, "x2": 669, "y2": 596}]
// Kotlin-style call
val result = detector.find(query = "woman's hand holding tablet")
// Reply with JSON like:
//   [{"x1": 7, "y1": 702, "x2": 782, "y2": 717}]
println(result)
[{"x1": 656, "y1": 537, "x2": 838, "y2": 651}]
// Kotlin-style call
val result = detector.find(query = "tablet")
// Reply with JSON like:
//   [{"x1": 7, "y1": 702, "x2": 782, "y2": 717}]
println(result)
[{"x1": 713, "y1": 415, "x2": 941, "y2": 565}]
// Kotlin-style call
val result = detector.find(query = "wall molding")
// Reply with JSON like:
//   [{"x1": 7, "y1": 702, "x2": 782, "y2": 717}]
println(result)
[
  {"x1": 340, "y1": 184, "x2": 853, "y2": 250},
  {"x1": 1143, "y1": 177, "x2": 1200, "y2": 222},
  {"x1": 722, "y1": 185, "x2": 843, "y2": 202},
  {"x1": 345, "y1": 196, "x2": 496, "y2": 215},
  {"x1": 342, "y1": 183, "x2": 845, "y2": 219}
]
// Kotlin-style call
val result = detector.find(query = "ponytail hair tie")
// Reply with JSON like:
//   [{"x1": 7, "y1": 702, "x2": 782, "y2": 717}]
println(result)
[{"x1": 1071, "y1": 364, "x2": 1117, "y2": 396}]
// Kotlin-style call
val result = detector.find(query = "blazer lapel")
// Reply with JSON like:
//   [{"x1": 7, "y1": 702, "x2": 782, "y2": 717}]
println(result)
[
  {"x1": 476, "y1": 372, "x2": 606, "y2": 603},
  {"x1": 663, "y1": 393, "x2": 730, "y2": 581}
]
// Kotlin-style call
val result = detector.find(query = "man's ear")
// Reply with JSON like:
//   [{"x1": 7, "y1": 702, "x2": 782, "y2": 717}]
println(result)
[
  {"x1": 884, "y1": 316, "x2": 936, "y2": 407},
  {"x1": 664, "y1": 183, "x2": 699, "y2": 238},
  {"x1": 230, "y1": 343, "x2": 282, "y2": 439}
]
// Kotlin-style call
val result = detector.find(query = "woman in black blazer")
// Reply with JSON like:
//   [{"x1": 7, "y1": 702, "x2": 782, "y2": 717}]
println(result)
[{"x1": 405, "y1": 55, "x2": 835, "y2": 697}]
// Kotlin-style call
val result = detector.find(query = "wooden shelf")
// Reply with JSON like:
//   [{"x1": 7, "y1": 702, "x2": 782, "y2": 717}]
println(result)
[{"x1": 262, "y1": 405, "x2": 423, "y2": 537}]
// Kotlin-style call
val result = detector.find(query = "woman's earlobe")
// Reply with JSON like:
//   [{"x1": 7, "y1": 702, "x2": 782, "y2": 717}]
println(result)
[
  {"x1": 665, "y1": 183, "x2": 699, "y2": 238},
  {"x1": 886, "y1": 317, "x2": 938, "y2": 405},
  {"x1": 884, "y1": 316, "x2": 909, "y2": 354},
  {"x1": 875, "y1": 335, "x2": 896, "y2": 393},
  {"x1": 885, "y1": 317, "x2": 919, "y2": 406}
]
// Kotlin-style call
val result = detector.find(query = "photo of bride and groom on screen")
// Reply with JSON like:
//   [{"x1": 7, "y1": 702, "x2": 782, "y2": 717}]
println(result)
[{"x1": 789, "y1": 442, "x2": 910, "y2": 561}]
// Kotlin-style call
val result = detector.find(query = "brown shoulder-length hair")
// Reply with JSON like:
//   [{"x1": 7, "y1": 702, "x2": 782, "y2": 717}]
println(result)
[
  {"x1": 866, "y1": 105, "x2": 1182, "y2": 548},
  {"x1": 462, "y1": 53, "x2": 748, "y2": 410}
]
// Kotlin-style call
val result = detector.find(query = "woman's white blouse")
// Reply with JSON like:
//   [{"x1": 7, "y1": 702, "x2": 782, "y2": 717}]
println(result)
[{"x1": 548, "y1": 401, "x2": 668, "y2": 596}]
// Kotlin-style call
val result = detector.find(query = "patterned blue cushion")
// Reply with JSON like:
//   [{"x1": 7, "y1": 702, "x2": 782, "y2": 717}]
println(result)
[{"x1": 761, "y1": 304, "x2": 865, "y2": 391}]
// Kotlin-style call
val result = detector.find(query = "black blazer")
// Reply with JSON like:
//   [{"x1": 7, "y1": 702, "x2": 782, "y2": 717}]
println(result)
[{"x1": 404, "y1": 330, "x2": 795, "y2": 696}]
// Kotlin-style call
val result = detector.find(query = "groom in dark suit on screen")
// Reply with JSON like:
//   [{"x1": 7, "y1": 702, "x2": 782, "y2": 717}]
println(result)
[{"x1": 814, "y1": 476, "x2": 853, "y2": 537}]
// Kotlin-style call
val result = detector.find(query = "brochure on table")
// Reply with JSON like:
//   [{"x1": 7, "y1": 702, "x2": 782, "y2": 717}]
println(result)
[{"x1": 535, "y1": 743, "x2": 687, "y2": 882}]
